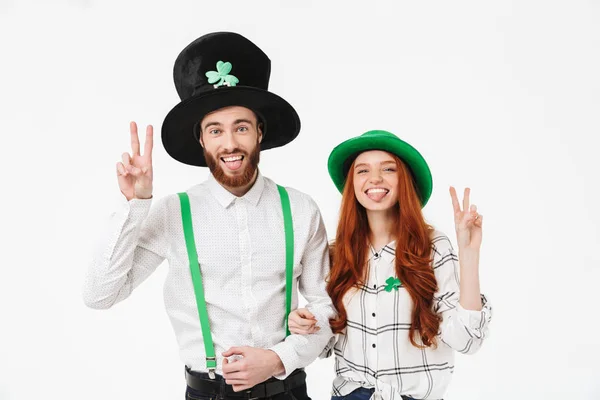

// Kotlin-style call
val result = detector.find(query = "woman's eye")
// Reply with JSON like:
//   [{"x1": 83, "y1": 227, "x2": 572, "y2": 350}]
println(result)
[{"x1": 357, "y1": 169, "x2": 368, "y2": 174}]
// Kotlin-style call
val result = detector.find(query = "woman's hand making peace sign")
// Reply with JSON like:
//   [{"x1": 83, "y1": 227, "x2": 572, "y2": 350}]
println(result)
[
  {"x1": 449, "y1": 187, "x2": 482, "y2": 252},
  {"x1": 449, "y1": 186, "x2": 484, "y2": 310}
]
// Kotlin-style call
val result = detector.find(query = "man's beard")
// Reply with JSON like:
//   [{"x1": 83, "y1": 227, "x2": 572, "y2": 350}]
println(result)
[{"x1": 204, "y1": 143, "x2": 261, "y2": 188}]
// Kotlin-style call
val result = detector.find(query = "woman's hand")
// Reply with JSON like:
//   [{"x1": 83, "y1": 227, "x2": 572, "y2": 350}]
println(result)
[
  {"x1": 450, "y1": 186, "x2": 483, "y2": 310},
  {"x1": 449, "y1": 187, "x2": 482, "y2": 252},
  {"x1": 288, "y1": 308, "x2": 320, "y2": 335}
]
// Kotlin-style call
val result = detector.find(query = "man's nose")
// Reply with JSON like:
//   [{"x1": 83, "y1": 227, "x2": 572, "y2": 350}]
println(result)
[{"x1": 222, "y1": 131, "x2": 239, "y2": 151}]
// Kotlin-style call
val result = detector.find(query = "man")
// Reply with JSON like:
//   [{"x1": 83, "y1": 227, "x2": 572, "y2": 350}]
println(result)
[{"x1": 83, "y1": 32, "x2": 334, "y2": 400}]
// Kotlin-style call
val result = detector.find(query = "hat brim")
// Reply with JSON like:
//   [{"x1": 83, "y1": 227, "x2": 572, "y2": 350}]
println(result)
[
  {"x1": 327, "y1": 132, "x2": 433, "y2": 206},
  {"x1": 161, "y1": 86, "x2": 300, "y2": 167}
]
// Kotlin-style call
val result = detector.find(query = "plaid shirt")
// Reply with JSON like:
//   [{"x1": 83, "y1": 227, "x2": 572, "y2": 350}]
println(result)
[{"x1": 322, "y1": 232, "x2": 492, "y2": 400}]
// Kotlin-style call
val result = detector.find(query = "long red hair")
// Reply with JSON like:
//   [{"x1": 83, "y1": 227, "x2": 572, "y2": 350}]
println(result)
[{"x1": 327, "y1": 154, "x2": 441, "y2": 348}]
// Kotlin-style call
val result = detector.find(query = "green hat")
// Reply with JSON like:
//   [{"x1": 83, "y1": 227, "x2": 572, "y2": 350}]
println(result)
[{"x1": 327, "y1": 130, "x2": 433, "y2": 206}]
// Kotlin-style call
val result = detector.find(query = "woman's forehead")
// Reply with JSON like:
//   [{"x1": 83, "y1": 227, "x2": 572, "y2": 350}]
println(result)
[{"x1": 355, "y1": 150, "x2": 395, "y2": 164}]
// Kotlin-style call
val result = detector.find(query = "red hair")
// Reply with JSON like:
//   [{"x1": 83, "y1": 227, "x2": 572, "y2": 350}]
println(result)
[{"x1": 327, "y1": 154, "x2": 441, "y2": 348}]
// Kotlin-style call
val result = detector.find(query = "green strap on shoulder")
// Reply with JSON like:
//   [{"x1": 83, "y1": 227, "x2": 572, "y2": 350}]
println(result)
[
  {"x1": 177, "y1": 184, "x2": 294, "y2": 377},
  {"x1": 277, "y1": 184, "x2": 294, "y2": 336},
  {"x1": 178, "y1": 192, "x2": 217, "y2": 377}
]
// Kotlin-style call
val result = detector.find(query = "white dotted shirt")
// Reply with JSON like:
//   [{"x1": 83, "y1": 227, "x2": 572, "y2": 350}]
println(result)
[{"x1": 83, "y1": 172, "x2": 335, "y2": 379}]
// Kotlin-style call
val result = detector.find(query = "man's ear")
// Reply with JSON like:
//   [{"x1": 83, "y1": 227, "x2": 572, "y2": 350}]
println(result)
[
  {"x1": 257, "y1": 122, "x2": 264, "y2": 143},
  {"x1": 195, "y1": 121, "x2": 205, "y2": 148}
]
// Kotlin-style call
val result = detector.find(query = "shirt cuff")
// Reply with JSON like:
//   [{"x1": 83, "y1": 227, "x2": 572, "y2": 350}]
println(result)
[
  {"x1": 102, "y1": 196, "x2": 152, "y2": 261},
  {"x1": 456, "y1": 294, "x2": 492, "y2": 339},
  {"x1": 269, "y1": 340, "x2": 303, "y2": 380},
  {"x1": 308, "y1": 303, "x2": 335, "y2": 326},
  {"x1": 126, "y1": 197, "x2": 153, "y2": 219}
]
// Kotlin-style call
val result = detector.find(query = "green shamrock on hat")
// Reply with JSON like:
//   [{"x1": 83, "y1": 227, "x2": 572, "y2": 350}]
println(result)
[
  {"x1": 384, "y1": 277, "x2": 401, "y2": 292},
  {"x1": 205, "y1": 61, "x2": 240, "y2": 88}
]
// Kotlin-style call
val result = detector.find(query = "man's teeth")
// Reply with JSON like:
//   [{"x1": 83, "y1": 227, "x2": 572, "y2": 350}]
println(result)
[
  {"x1": 366, "y1": 188, "x2": 388, "y2": 194},
  {"x1": 223, "y1": 156, "x2": 243, "y2": 162}
]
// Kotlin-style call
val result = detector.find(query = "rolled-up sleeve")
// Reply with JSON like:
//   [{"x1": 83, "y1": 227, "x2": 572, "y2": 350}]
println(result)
[
  {"x1": 432, "y1": 236, "x2": 492, "y2": 354},
  {"x1": 318, "y1": 334, "x2": 337, "y2": 359}
]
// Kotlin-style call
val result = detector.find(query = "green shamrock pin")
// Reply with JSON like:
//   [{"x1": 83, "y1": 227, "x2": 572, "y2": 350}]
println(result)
[
  {"x1": 205, "y1": 61, "x2": 239, "y2": 87},
  {"x1": 384, "y1": 277, "x2": 401, "y2": 292}
]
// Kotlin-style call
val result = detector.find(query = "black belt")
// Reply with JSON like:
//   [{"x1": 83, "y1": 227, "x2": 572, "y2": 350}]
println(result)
[{"x1": 185, "y1": 366, "x2": 306, "y2": 399}]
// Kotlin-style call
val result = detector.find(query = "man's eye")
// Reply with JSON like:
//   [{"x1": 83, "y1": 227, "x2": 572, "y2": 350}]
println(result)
[
  {"x1": 209, "y1": 129, "x2": 220, "y2": 135},
  {"x1": 237, "y1": 126, "x2": 249, "y2": 132}
]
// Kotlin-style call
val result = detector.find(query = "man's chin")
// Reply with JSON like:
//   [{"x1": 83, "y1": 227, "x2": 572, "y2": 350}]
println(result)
[
  {"x1": 213, "y1": 165, "x2": 257, "y2": 188},
  {"x1": 221, "y1": 170, "x2": 244, "y2": 178}
]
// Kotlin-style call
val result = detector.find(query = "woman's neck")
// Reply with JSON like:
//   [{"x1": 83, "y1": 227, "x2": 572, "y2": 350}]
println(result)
[{"x1": 367, "y1": 209, "x2": 396, "y2": 251}]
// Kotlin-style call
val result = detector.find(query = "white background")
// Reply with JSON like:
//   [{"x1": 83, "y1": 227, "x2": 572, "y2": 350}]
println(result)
[{"x1": 1, "y1": 0, "x2": 599, "y2": 399}]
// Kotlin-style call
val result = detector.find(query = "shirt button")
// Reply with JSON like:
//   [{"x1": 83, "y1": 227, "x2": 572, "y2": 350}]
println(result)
[
  {"x1": 372, "y1": 313, "x2": 376, "y2": 317},
  {"x1": 373, "y1": 284, "x2": 376, "y2": 289},
  {"x1": 372, "y1": 344, "x2": 376, "y2": 348}
]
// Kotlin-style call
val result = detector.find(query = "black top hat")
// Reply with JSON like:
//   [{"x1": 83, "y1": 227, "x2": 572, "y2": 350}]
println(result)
[{"x1": 161, "y1": 32, "x2": 301, "y2": 167}]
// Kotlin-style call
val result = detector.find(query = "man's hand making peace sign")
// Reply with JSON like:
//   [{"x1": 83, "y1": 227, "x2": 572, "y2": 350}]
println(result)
[{"x1": 116, "y1": 122, "x2": 154, "y2": 201}]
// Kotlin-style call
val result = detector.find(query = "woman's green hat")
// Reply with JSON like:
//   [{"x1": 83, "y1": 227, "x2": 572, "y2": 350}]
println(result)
[{"x1": 327, "y1": 130, "x2": 433, "y2": 206}]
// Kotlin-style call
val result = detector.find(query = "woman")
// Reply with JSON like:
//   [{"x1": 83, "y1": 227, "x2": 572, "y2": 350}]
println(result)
[{"x1": 289, "y1": 130, "x2": 492, "y2": 400}]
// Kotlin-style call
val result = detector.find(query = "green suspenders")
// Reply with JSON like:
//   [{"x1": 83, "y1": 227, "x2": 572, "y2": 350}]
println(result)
[
  {"x1": 276, "y1": 185, "x2": 294, "y2": 337},
  {"x1": 177, "y1": 192, "x2": 217, "y2": 377},
  {"x1": 177, "y1": 184, "x2": 294, "y2": 378}
]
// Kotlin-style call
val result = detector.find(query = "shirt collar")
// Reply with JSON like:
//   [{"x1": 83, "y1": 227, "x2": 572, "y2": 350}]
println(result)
[
  {"x1": 370, "y1": 241, "x2": 396, "y2": 262},
  {"x1": 242, "y1": 170, "x2": 265, "y2": 206},
  {"x1": 206, "y1": 170, "x2": 265, "y2": 208}
]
